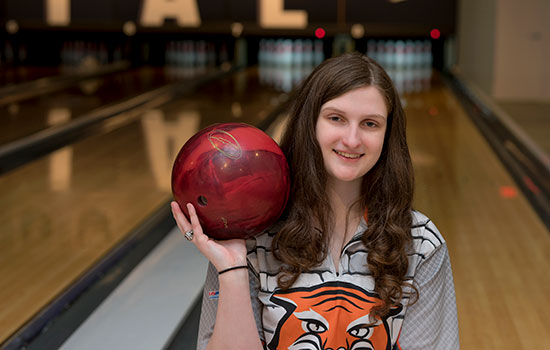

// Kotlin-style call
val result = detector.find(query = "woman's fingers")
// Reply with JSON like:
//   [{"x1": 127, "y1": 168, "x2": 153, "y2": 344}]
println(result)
[
  {"x1": 186, "y1": 203, "x2": 207, "y2": 242},
  {"x1": 171, "y1": 201, "x2": 192, "y2": 233},
  {"x1": 171, "y1": 201, "x2": 207, "y2": 242},
  {"x1": 172, "y1": 202, "x2": 248, "y2": 271}
]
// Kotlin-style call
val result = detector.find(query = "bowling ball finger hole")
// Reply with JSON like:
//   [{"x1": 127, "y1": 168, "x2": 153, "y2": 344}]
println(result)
[{"x1": 197, "y1": 195, "x2": 208, "y2": 207}]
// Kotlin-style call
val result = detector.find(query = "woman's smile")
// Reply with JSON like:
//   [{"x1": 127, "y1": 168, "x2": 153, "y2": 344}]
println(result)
[{"x1": 333, "y1": 150, "x2": 364, "y2": 159}]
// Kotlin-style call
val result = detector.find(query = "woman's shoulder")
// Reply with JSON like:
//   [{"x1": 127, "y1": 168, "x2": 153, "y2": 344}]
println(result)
[
  {"x1": 410, "y1": 210, "x2": 446, "y2": 257},
  {"x1": 246, "y1": 220, "x2": 285, "y2": 276},
  {"x1": 245, "y1": 220, "x2": 284, "y2": 252}
]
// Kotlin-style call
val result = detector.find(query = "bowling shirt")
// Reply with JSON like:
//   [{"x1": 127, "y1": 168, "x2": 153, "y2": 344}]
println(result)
[{"x1": 197, "y1": 211, "x2": 459, "y2": 350}]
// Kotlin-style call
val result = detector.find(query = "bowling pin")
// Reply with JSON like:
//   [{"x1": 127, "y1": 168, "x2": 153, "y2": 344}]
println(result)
[
  {"x1": 367, "y1": 39, "x2": 377, "y2": 62},
  {"x1": 393, "y1": 67, "x2": 405, "y2": 95},
  {"x1": 258, "y1": 38, "x2": 266, "y2": 66},
  {"x1": 280, "y1": 66, "x2": 293, "y2": 92},
  {"x1": 313, "y1": 39, "x2": 324, "y2": 66},
  {"x1": 304, "y1": 39, "x2": 314, "y2": 66},
  {"x1": 178, "y1": 41, "x2": 185, "y2": 66},
  {"x1": 99, "y1": 42, "x2": 108, "y2": 65},
  {"x1": 405, "y1": 67, "x2": 416, "y2": 93},
  {"x1": 422, "y1": 40, "x2": 432, "y2": 68},
  {"x1": 292, "y1": 39, "x2": 303, "y2": 66},
  {"x1": 384, "y1": 40, "x2": 396, "y2": 69},
  {"x1": 273, "y1": 39, "x2": 282, "y2": 66},
  {"x1": 196, "y1": 40, "x2": 207, "y2": 68},
  {"x1": 376, "y1": 40, "x2": 385, "y2": 67},
  {"x1": 404, "y1": 40, "x2": 414, "y2": 69},
  {"x1": 394, "y1": 40, "x2": 405, "y2": 69},
  {"x1": 207, "y1": 42, "x2": 216, "y2": 67},
  {"x1": 413, "y1": 40, "x2": 423, "y2": 68},
  {"x1": 219, "y1": 42, "x2": 229, "y2": 64},
  {"x1": 282, "y1": 39, "x2": 293, "y2": 66}
]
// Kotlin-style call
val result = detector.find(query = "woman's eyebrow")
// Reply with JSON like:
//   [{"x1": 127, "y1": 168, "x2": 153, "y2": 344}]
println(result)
[
  {"x1": 321, "y1": 106, "x2": 386, "y2": 120},
  {"x1": 320, "y1": 106, "x2": 343, "y2": 112},
  {"x1": 365, "y1": 114, "x2": 387, "y2": 120}
]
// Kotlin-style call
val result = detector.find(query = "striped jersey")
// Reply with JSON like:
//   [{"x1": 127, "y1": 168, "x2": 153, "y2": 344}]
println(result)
[{"x1": 198, "y1": 211, "x2": 459, "y2": 350}]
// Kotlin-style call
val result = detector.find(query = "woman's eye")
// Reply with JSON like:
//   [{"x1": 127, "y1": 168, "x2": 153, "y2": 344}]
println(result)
[
  {"x1": 328, "y1": 115, "x2": 341, "y2": 122},
  {"x1": 364, "y1": 121, "x2": 377, "y2": 128}
]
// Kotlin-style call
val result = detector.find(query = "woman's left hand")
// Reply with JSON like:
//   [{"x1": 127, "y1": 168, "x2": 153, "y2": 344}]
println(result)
[{"x1": 170, "y1": 201, "x2": 248, "y2": 272}]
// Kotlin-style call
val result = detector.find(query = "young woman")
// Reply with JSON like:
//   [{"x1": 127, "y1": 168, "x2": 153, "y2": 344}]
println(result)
[{"x1": 171, "y1": 53, "x2": 459, "y2": 350}]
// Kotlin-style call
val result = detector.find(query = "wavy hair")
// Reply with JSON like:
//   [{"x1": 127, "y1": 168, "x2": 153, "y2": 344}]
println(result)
[{"x1": 273, "y1": 53, "x2": 416, "y2": 320}]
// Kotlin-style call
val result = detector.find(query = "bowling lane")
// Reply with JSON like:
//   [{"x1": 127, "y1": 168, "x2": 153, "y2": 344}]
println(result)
[
  {"x1": 0, "y1": 66, "x2": 290, "y2": 344},
  {"x1": 0, "y1": 66, "x2": 210, "y2": 146},
  {"x1": 0, "y1": 66, "x2": 63, "y2": 86},
  {"x1": 403, "y1": 76, "x2": 549, "y2": 349}
]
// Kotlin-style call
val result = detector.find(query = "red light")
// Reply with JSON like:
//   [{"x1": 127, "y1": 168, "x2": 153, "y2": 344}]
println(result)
[
  {"x1": 523, "y1": 176, "x2": 541, "y2": 194},
  {"x1": 315, "y1": 28, "x2": 326, "y2": 39},
  {"x1": 499, "y1": 186, "x2": 518, "y2": 198},
  {"x1": 430, "y1": 29, "x2": 441, "y2": 39},
  {"x1": 429, "y1": 107, "x2": 439, "y2": 116}
]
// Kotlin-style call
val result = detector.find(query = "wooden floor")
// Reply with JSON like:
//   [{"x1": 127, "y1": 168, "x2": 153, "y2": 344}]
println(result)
[
  {"x1": 1, "y1": 69, "x2": 548, "y2": 349},
  {"x1": 0, "y1": 67, "x2": 289, "y2": 344},
  {"x1": 406, "y1": 81, "x2": 549, "y2": 349},
  {"x1": 497, "y1": 100, "x2": 550, "y2": 155}
]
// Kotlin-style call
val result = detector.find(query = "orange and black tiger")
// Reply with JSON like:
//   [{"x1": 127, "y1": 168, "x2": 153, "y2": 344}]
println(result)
[{"x1": 266, "y1": 281, "x2": 402, "y2": 350}]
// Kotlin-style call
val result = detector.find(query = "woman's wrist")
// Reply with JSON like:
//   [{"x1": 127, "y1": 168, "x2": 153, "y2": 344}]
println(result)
[
  {"x1": 217, "y1": 265, "x2": 250, "y2": 285},
  {"x1": 218, "y1": 265, "x2": 248, "y2": 275}
]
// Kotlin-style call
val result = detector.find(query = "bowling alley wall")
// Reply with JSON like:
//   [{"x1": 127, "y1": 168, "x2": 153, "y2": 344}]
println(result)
[
  {"x1": 456, "y1": 0, "x2": 549, "y2": 102},
  {"x1": 1, "y1": 0, "x2": 456, "y2": 70}
]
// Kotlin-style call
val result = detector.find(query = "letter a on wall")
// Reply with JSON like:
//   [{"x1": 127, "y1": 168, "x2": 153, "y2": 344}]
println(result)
[
  {"x1": 259, "y1": 0, "x2": 307, "y2": 29},
  {"x1": 141, "y1": 0, "x2": 201, "y2": 27},
  {"x1": 45, "y1": 0, "x2": 71, "y2": 26}
]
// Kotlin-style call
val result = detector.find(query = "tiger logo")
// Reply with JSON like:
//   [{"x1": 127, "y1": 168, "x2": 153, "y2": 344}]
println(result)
[{"x1": 266, "y1": 281, "x2": 402, "y2": 350}]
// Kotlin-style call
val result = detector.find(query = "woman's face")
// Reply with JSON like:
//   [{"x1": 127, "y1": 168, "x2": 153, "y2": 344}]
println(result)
[{"x1": 315, "y1": 86, "x2": 388, "y2": 187}]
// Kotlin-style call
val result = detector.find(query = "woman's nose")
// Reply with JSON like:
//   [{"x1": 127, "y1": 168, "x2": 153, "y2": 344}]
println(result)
[{"x1": 342, "y1": 126, "x2": 361, "y2": 148}]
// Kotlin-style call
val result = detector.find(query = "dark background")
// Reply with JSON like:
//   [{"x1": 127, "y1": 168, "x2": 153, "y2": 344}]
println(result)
[{"x1": 1, "y1": 0, "x2": 456, "y2": 34}]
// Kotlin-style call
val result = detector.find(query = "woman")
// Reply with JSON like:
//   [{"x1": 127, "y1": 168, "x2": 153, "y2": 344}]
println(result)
[{"x1": 171, "y1": 53, "x2": 459, "y2": 350}]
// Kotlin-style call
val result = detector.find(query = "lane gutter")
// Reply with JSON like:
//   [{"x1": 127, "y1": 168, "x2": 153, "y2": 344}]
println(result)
[
  {"x1": 444, "y1": 71, "x2": 550, "y2": 229},
  {"x1": 0, "y1": 61, "x2": 131, "y2": 107}
]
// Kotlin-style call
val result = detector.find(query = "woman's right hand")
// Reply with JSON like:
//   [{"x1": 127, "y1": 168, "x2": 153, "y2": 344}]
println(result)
[{"x1": 170, "y1": 201, "x2": 248, "y2": 271}]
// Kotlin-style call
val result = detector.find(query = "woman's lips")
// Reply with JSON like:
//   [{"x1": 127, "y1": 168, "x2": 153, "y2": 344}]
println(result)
[{"x1": 333, "y1": 150, "x2": 364, "y2": 159}]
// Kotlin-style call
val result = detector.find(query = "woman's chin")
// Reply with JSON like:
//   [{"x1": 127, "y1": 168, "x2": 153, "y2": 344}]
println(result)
[{"x1": 329, "y1": 173, "x2": 363, "y2": 184}]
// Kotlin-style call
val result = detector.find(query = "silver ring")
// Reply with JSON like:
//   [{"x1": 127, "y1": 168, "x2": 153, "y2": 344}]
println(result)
[{"x1": 184, "y1": 229, "x2": 194, "y2": 241}]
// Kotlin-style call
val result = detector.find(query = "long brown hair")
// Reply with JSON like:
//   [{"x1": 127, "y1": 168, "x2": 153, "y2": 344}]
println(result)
[{"x1": 273, "y1": 52, "x2": 416, "y2": 320}]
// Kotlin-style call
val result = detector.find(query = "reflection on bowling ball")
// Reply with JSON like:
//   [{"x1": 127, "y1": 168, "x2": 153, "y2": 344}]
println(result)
[{"x1": 171, "y1": 123, "x2": 290, "y2": 240}]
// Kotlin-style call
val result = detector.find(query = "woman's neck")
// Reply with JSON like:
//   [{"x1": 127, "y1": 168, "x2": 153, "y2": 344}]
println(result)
[
  {"x1": 326, "y1": 180, "x2": 363, "y2": 264},
  {"x1": 327, "y1": 179, "x2": 362, "y2": 227}
]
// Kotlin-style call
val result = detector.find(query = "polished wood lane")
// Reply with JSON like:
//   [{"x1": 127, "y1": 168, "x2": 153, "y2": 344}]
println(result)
[
  {"x1": 497, "y1": 100, "x2": 550, "y2": 155},
  {"x1": 0, "y1": 66, "x2": 192, "y2": 146},
  {"x1": 0, "y1": 66, "x2": 62, "y2": 86},
  {"x1": 0, "y1": 67, "x2": 289, "y2": 344},
  {"x1": 406, "y1": 78, "x2": 549, "y2": 349}
]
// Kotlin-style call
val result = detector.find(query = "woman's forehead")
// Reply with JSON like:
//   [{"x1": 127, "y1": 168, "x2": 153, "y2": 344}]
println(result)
[{"x1": 319, "y1": 86, "x2": 388, "y2": 117}]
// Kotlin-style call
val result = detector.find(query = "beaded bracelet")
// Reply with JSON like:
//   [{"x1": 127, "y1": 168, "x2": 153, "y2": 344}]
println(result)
[{"x1": 218, "y1": 265, "x2": 248, "y2": 275}]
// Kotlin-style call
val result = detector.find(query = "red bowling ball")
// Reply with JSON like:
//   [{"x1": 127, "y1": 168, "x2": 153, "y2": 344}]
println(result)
[{"x1": 171, "y1": 123, "x2": 290, "y2": 240}]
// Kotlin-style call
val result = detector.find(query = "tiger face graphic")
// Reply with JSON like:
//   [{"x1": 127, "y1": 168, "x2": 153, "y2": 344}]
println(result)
[{"x1": 266, "y1": 281, "x2": 402, "y2": 350}]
